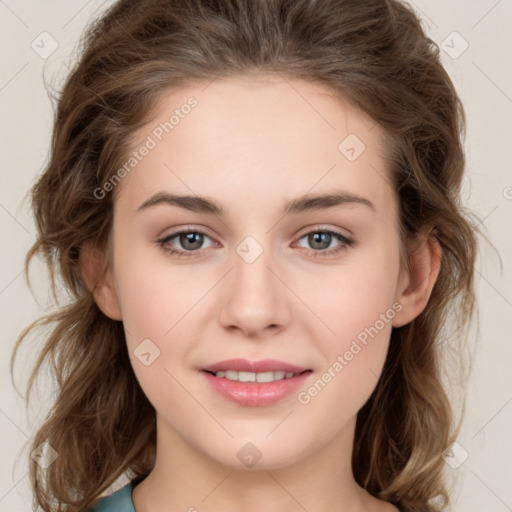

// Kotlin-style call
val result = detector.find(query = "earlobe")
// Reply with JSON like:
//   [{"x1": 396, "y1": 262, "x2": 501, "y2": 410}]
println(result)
[
  {"x1": 392, "y1": 230, "x2": 442, "y2": 328},
  {"x1": 79, "y1": 241, "x2": 123, "y2": 321}
]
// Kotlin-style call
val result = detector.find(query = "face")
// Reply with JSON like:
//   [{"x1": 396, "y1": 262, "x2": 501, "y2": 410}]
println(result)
[{"x1": 103, "y1": 74, "x2": 409, "y2": 470}]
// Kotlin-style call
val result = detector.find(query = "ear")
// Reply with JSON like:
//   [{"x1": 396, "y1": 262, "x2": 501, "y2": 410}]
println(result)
[
  {"x1": 79, "y1": 241, "x2": 123, "y2": 321},
  {"x1": 392, "y1": 229, "x2": 442, "y2": 328}
]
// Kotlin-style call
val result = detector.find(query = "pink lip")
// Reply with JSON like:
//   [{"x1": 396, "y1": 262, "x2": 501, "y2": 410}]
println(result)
[
  {"x1": 199, "y1": 359, "x2": 313, "y2": 407},
  {"x1": 201, "y1": 371, "x2": 312, "y2": 407},
  {"x1": 200, "y1": 358, "x2": 310, "y2": 374}
]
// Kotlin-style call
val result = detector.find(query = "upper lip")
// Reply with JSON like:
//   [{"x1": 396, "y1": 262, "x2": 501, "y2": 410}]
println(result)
[{"x1": 200, "y1": 358, "x2": 311, "y2": 374}]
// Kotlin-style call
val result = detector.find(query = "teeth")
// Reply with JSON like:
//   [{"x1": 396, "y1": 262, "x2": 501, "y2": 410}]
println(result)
[{"x1": 213, "y1": 370, "x2": 299, "y2": 382}]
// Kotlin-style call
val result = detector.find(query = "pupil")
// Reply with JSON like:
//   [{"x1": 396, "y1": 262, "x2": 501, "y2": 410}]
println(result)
[
  {"x1": 310, "y1": 232, "x2": 330, "y2": 250},
  {"x1": 181, "y1": 232, "x2": 202, "y2": 250}
]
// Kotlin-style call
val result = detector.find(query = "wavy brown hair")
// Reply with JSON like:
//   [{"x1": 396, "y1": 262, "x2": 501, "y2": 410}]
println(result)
[{"x1": 11, "y1": 0, "x2": 481, "y2": 510}]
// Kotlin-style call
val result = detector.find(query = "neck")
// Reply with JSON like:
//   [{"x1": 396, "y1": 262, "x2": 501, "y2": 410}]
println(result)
[{"x1": 132, "y1": 414, "x2": 378, "y2": 512}]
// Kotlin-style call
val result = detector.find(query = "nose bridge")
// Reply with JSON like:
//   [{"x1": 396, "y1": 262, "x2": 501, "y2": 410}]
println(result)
[{"x1": 218, "y1": 234, "x2": 290, "y2": 335}]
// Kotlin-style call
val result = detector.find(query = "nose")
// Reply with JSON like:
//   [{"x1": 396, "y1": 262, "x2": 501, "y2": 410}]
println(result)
[{"x1": 218, "y1": 242, "x2": 291, "y2": 338}]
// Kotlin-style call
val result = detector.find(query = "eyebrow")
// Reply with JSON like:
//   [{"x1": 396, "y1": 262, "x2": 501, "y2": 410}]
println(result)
[{"x1": 136, "y1": 190, "x2": 376, "y2": 216}]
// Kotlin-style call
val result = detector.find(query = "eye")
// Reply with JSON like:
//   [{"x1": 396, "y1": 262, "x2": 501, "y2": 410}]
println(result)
[
  {"x1": 156, "y1": 227, "x2": 354, "y2": 259},
  {"x1": 294, "y1": 228, "x2": 354, "y2": 257},
  {"x1": 157, "y1": 228, "x2": 216, "y2": 258}
]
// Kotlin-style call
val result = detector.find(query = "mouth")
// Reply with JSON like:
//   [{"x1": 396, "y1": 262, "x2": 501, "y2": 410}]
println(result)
[
  {"x1": 199, "y1": 359, "x2": 313, "y2": 407},
  {"x1": 200, "y1": 358, "x2": 311, "y2": 375},
  {"x1": 202, "y1": 369, "x2": 312, "y2": 383}
]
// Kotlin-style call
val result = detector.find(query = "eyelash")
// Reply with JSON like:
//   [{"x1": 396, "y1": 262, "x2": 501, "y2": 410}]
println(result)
[{"x1": 156, "y1": 227, "x2": 355, "y2": 259}]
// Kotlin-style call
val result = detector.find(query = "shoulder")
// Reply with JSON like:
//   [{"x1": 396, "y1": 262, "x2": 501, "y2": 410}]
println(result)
[{"x1": 86, "y1": 481, "x2": 136, "y2": 512}]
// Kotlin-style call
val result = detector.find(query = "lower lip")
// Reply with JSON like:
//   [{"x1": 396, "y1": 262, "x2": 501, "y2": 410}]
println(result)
[{"x1": 201, "y1": 371, "x2": 312, "y2": 407}]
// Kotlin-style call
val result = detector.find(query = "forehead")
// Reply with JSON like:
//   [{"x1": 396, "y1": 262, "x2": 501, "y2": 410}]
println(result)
[{"x1": 114, "y1": 74, "x2": 394, "y2": 216}]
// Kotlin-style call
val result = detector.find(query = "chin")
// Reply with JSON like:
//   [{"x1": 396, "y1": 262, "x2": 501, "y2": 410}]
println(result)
[{"x1": 205, "y1": 440, "x2": 307, "y2": 472}]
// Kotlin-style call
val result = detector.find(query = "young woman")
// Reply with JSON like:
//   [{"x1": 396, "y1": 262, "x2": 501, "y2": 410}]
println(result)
[{"x1": 11, "y1": 0, "x2": 479, "y2": 511}]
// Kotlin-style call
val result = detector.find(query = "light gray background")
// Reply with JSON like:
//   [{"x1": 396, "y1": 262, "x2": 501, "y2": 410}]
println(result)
[{"x1": 1, "y1": 1, "x2": 511, "y2": 511}]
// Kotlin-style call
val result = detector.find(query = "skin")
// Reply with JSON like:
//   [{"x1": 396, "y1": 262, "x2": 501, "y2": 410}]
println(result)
[{"x1": 81, "y1": 74, "x2": 441, "y2": 512}]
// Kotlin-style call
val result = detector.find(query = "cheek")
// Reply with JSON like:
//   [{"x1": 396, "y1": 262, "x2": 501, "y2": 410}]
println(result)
[
  {"x1": 305, "y1": 242, "x2": 401, "y2": 343},
  {"x1": 297, "y1": 244, "x2": 400, "y2": 404},
  {"x1": 113, "y1": 248, "x2": 215, "y2": 401},
  {"x1": 116, "y1": 260, "x2": 197, "y2": 413},
  {"x1": 114, "y1": 241, "x2": 209, "y2": 338}
]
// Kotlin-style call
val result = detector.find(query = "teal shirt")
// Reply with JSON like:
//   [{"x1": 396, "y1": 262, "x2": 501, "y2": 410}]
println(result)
[{"x1": 88, "y1": 479, "x2": 143, "y2": 512}]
